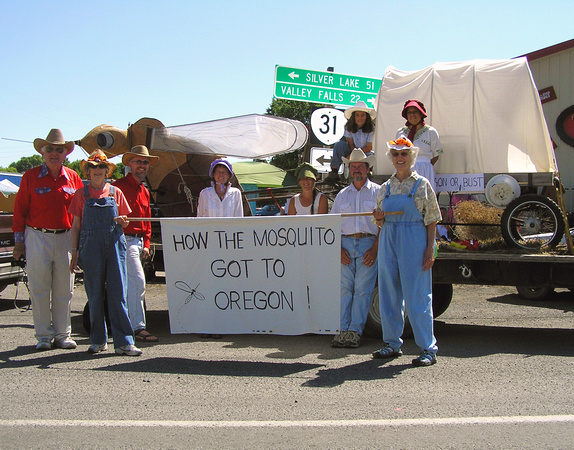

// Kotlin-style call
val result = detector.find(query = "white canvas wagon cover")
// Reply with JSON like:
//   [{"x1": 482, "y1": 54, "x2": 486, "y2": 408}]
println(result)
[{"x1": 373, "y1": 58, "x2": 557, "y2": 176}]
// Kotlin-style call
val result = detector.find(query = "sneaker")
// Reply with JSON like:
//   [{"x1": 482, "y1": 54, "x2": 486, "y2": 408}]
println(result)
[
  {"x1": 412, "y1": 350, "x2": 437, "y2": 367},
  {"x1": 343, "y1": 331, "x2": 361, "y2": 348},
  {"x1": 115, "y1": 344, "x2": 143, "y2": 356},
  {"x1": 35, "y1": 339, "x2": 52, "y2": 351},
  {"x1": 54, "y1": 337, "x2": 77, "y2": 349},
  {"x1": 372, "y1": 344, "x2": 403, "y2": 359},
  {"x1": 331, "y1": 331, "x2": 348, "y2": 348},
  {"x1": 87, "y1": 343, "x2": 108, "y2": 354}
]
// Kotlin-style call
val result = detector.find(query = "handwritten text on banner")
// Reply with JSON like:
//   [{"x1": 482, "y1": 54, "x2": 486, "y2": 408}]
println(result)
[{"x1": 160, "y1": 215, "x2": 341, "y2": 335}]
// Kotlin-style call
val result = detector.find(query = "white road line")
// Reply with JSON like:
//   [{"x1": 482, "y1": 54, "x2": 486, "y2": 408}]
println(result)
[{"x1": 1, "y1": 415, "x2": 574, "y2": 428}]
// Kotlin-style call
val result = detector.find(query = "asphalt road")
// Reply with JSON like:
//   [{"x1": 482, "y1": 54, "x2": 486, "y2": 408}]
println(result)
[{"x1": 0, "y1": 276, "x2": 573, "y2": 449}]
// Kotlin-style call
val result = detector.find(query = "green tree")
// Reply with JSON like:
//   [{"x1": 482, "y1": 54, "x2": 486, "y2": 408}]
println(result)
[
  {"x1": 266, "y1": 98, "x2": 317, "y2": 125},
  {"x1": 0, "y1": 166, "x2": 18, "y2": 173},
  {"x1": 8, "y1": 154, "x2": 44, "y2": 173},
  {"x1": 67, "y1": 160, "x2": 82, "y2": 177},
  {"x1": 265, "y1": 99, "x2": 320, "y2": 172}
]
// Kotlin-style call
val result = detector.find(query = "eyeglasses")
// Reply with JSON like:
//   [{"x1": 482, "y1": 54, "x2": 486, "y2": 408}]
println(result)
[
  {"x1": 391, "y1": 151, "x2": 410, "y2": 158},
  {"x1": 131, "y1": 159, "x2": 150, "y2": 166},
  {"x1": 45, "y1": 146, "x2": 65, "y2": 154}
]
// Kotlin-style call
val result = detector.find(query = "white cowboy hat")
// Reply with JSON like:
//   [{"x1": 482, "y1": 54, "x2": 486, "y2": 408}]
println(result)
[
  {"x1": 341, "y1": 148, "x2": 376, "y2": 167},
  {"x1": 33, "y1": 129, "x2": 75, "y2": 155},
  {"x1": 122, "y1": 145, "x2": 159, "y2": 166},
  {"x1": 344, "y1": 101, "x2": 376, "y2": 120}
]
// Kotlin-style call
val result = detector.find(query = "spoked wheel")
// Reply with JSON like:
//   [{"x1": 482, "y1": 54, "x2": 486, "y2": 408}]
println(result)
[{"x1": 501, "y1": 194, "x2": 565, "y2": 249}]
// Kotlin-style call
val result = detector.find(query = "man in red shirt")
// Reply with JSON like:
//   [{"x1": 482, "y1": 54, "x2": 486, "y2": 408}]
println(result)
[
  {"x1": 113, "y1": 145, "x2": 159, "y2": 342},
  {"x1": 12, "y1": 129, "x2": 84, "y2": 350}
]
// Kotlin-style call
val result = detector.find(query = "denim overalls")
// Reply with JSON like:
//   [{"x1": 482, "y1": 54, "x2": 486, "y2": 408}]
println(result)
[
  {"x1": 377, "y1": 178, "x2": 437, "y2": 354},
  {"x1": 79, "y1": 185, "x2": 134, "y2": 348}
]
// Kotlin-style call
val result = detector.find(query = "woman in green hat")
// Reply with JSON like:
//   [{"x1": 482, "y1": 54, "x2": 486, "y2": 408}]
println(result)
[{"x1": 287, "y1": 162, "x2": 328, "y2": 215}]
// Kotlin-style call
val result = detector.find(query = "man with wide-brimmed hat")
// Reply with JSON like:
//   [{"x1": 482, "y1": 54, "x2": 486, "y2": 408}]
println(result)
[
  {"x1": 329, "y1": 149, "x2": 381, "y2": 349},
  {"x1": 12, "y1": 129, "x2": 84, "y2": 351},
  {"x1": 113, "y1": 145, "x2": 160, "y2": 342}
]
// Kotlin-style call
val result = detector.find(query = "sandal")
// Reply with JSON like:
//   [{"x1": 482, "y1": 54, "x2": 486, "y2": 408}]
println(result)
[{"x1": 134, "y1": 329, "x2": 159, "y2": 342}]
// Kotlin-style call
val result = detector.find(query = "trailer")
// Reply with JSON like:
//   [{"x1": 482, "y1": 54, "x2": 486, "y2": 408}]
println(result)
[{"x1": 363, "y1": 54, "x2": 574, "y2": 336}]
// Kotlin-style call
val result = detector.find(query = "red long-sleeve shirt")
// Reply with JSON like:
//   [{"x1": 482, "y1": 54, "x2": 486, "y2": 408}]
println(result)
[
  {"x1": 12, "y1": 163, "x2": 84, "y2": 242},
  {"x1": 112, "y1": 173, "x2": 152, "y2": 249}
]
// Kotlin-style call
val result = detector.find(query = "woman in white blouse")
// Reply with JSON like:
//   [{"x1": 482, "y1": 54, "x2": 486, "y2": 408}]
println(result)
[
  {"x1": 197, "y1": 159, "x2": 243, "y2": 218},
  {"x1": 395, "y1": 99, "x2": 443, "y2": 190}
]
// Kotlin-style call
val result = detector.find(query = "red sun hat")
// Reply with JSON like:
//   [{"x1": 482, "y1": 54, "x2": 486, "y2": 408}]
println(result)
[{"x1": 401, "y1": 99, "x2": 427, "y2": 119}]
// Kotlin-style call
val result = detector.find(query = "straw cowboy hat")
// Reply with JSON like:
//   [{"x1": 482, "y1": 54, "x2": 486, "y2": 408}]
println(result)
[
  {"x1": 341, "y1": 148, "x2": 376, "y2": 167},
  {"x1": 344, "y1": 101, "x2": 376, "y2": 120},
  {"x1": 122, "y1": 145, "x2": 159, "y2": 166},
  {"x1": 33, "y1": 129, "x2": 75, "y2": 155},
  {"x1": 80, "y1": 149, "x2": 117, "y2": 178}
]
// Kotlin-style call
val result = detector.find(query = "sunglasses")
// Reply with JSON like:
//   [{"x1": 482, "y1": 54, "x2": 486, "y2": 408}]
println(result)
[
  {"x1": 391, "y1": 151, "x2": 410, "y2": 157},
  {"x1": 90, "y1": 163, "x2": 109, "y2": 170},
  {"x1": 131, "y1": 159, "x2": 150, "y2": 166},
  {"x1": 45, "y1": 146, "x2": 65, "y2": 154}
]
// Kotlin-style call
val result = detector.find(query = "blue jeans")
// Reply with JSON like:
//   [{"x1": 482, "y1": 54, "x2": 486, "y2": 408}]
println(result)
[
  {"x1": 332, "y1": 138, "x2": 351, "y2": 170},
  {"x1": 340, "y1": 235, "x2": 378, "y2": 334}
]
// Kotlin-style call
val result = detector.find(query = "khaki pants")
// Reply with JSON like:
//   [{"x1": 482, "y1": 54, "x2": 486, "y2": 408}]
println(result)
[{"x1": 25, "y1": 226, "x2": 74, "y2": 342}]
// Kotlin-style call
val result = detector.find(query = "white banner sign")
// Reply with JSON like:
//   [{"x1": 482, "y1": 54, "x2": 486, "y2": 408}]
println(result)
[
  {"x1": 434, "y1": 174, "x2": 485, "y2": 192},
  {"x1": 160, "y1": 215, "x2": 341, "y2": 335}
]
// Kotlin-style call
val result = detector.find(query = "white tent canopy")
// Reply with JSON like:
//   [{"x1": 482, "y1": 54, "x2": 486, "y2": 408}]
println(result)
[
  {"x1": 373, "y1": 58, "x2": 557, "y2": 176},
  {"x1": 0, "y1": 179, "x2": 19, "y2": 195},
  {"x1": 150, "y1": 114, "x2": 308, "y2": 159}
]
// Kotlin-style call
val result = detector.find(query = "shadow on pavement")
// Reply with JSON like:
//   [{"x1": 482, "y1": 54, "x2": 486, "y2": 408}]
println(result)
[{"x1": 485, "y1": 291, "x2": 574, "y2": 312}]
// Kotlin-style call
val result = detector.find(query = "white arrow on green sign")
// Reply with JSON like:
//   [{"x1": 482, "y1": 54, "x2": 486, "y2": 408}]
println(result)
[{"x1": 274, "y1": 65, "x2": 382, "y2": 108}]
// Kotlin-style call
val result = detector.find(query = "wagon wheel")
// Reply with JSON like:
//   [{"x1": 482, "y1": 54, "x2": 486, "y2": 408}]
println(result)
[{"x1": 501, "y1": 194, "x2": 565, "y2": 250}]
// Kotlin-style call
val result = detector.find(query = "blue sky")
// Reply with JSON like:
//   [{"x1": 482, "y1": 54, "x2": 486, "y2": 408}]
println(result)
[{"x1": 0, "y1": 0, "x2": 572, "y2": 168}]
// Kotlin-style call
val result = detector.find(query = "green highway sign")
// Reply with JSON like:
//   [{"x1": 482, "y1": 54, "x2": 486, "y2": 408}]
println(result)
[{"x1": 274, "y1": 65, "x2": 382, "y2": 108}]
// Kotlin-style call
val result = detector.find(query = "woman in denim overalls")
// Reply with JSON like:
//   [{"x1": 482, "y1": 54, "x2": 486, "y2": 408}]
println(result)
[
  {"x1": 69, "y1": 150, "x2": 142, "y2": 356},
  {"x1": 372, "y1": 139, "x2": 441, "y2": 367}
]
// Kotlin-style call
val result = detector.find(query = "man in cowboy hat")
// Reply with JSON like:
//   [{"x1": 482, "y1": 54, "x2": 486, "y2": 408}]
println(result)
[
  {"x1": 329, "y1": 149, "x2": 381, "y2": 349},
  {"x1": 12, "y1": 129, "x2": 84, "y2": 351},
  {"x1": 112, "y1": 145, "x2": 160, "y2": 342}
]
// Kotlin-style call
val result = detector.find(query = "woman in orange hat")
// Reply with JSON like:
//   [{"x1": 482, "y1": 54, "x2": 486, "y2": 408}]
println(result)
[
  {"x1": 372, "y1": 138, "x2": 441, "y2": 367},
  {"x1": 69, "y1": 150, "x2": 142, "y2": 356}
]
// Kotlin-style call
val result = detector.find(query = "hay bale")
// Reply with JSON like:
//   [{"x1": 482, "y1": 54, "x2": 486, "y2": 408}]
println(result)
[{"x1": 452, "y1": 200, "x2": 503, "y2": 241}]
